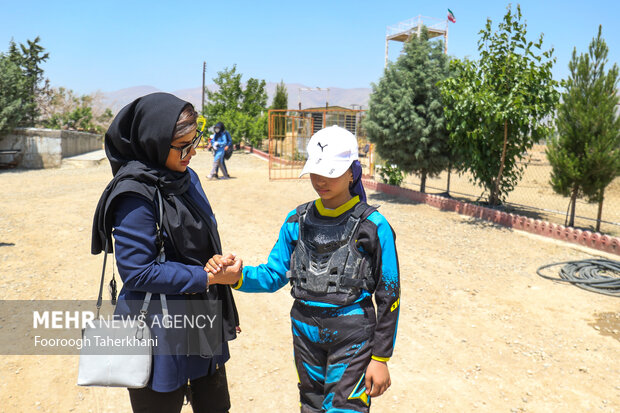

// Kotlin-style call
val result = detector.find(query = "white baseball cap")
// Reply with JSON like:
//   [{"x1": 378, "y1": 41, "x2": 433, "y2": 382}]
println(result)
[{"x1": 299, "y1": 125, "x2": 359, "y2": 178}]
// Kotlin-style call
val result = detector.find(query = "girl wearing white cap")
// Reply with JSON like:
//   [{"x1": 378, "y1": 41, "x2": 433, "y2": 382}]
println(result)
[{"x1": 209, "y1": 125, "x2": 400, "y2": 412}]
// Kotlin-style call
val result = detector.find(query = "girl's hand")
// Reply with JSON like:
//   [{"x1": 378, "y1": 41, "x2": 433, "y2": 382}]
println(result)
[
  {"x1": 205, "y1": 254, "x2": 243, "y2": 285},
  {"x1": 364, "y1": 359, "x2": 391, "y2": 397}
]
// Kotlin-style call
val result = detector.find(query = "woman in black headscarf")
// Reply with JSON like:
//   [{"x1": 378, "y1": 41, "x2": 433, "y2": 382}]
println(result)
[
  {"x1": 92, "y1": 93, "x2": 241, "y2": 413},
  {"x1": 206, "y1": 121, "x2": 231, "y2": 179}
]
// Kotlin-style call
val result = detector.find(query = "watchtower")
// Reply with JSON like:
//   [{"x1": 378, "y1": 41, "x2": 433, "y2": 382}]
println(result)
[{"x1": 385, "y1": 15, "x2": 448, "y2": 66}]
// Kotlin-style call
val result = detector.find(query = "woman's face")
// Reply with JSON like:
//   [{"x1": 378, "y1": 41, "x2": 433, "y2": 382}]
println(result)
[{"x1": 165, "y1": 128, "x2": 197, "y2": 172}]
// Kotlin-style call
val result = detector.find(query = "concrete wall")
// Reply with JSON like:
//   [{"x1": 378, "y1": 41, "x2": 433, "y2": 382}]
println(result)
[{"x1": 0, "y1": 128, "x2": 102, "y2": 169}]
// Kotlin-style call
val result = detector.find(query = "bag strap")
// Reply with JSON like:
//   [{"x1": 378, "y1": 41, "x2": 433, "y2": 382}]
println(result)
[
  {"x1": 95, "y1": 239, "x2": 109, "y2": 318},
  {"x1": 95, "y1": 188, "x2": 168, "y2": 318},
  {"x1": 152, "y1": 188, "x2": 168, "y2": 316},
  {"x1": 155, "y1": 188, "x2": 166, "y2": 262},
  {"x1": 140, "y1": 292, "x2": 168, "y2": 318}
]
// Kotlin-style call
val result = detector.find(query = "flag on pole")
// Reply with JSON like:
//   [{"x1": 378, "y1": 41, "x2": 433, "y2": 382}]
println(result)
[{"x1": 447, "y1": 9, "x2": 456, "y2": 23}]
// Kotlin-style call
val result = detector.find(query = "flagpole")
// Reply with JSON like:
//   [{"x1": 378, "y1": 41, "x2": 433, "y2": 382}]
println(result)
[
  {"x1": 445, "y1": 20, "x2": 449, "y2": 54},
  {"x1": 446, "y1": 8, "x2": 455, "y2": 54}
]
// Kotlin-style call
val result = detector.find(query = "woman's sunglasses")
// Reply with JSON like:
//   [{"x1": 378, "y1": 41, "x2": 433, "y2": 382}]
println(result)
[{"x1": 170, "y1": 130, "x2": 203, "y2": 160}]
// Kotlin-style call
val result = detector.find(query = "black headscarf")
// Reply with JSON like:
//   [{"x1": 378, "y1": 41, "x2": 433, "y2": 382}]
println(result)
[
  {"x1": 91, "y1": 92, "x2": 238, "y2": 343},
  {"x1": 213, "y1": 121, "x2": 225, "y2": 138}
]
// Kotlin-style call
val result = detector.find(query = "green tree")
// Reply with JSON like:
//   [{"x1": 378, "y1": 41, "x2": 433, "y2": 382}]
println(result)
[
  {"x1": 204, "y1": 65, "x2": 243, "y2": 120},
  {"x1": 204, "y1": 65, "x2": 268, "y2": 147},
  {"x1": 0, "y1": 53, "x2": 29, "y2": 135},
  {"x1": 241, "y1": 77, "x2": 268, "y2": 146},
  {"x1": 0, "y1": 37, "x2": 49, "y2": 134},
  {"x1": 547, "y1": 25, "x2": 620, "y2": 229},
  {"x1": 8, "y1": 37, "x2": 49, "y2": 125},
  {"x1": 242, "y1": 77, "x2": 268, "y2": 117},
  {"x1": 271, "y1": 80, "x2": 288, "y2": 111},
  {"x1": 40, "y1": 87, "x2": 113, "y2": 133},
  {"x1": 364, "y1": 27, "x2": 452, "y2": 192},
  {"x1": 441, "y1": 5, "x2": 559, "y2": 205}
]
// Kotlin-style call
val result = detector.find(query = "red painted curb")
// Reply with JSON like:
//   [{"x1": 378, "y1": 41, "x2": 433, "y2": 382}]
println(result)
[
  {"x1": 359, "y1": 178, "x2": 619, "y2": 256},
  {"x1": 599, "y1": 235, "x2": 611, "y2": 253},
  {"x1": 589, "y1": 233, "x2": 600, "y2": 249},
  {"x1": 579, "y1": 230, "x2": 590, "y2": 246},
  {"x1": 242, "y1": 145, "x2": 270, "y2": 160},
  {"x1": 539, "y1": 220, "x2": 547, "y2": 235}
]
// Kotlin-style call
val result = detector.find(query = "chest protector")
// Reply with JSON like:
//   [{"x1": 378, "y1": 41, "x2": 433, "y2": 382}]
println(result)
[{"x1": 287, "y1": 201, "x2": 377, "y2": 306}]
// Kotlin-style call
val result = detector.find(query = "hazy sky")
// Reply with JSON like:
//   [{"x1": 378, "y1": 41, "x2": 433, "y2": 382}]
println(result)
[{"x1": 1, "y1": 0, "x2": 618, "y2": 95}]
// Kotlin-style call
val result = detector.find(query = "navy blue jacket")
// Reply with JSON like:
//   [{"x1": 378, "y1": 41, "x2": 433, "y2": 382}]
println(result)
[{"x1": 112, "y1": 168, "x2": 229, "y2": 392}]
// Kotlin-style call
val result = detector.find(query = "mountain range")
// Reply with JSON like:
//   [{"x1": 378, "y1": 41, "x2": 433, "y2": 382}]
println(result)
[{"x1": 101, "y1": 83, "x2": 372, "y2": 114}]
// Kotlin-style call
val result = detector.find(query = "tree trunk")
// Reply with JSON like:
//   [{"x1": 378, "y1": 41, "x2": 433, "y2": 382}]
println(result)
[
  {"x1": 596, "y1": 189, "x2": 605, "y2": 233},
  {"x1": 420, "y1": 171, "x2": 427, "y2": 193},
  {"x1": 491, "y1": 119, "x2": 509, "y2": 206},
  {"x1": 446, "y1": 163, "x2": 451, "y2": 195},
  {"x1": 568, "y1": 186, "x2": 578, "y2": 227}
]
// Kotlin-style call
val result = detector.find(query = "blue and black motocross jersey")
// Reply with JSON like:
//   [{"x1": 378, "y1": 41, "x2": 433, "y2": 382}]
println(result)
[{"x1": 233, "y1": 195, "x2": 400, "y2": 360}]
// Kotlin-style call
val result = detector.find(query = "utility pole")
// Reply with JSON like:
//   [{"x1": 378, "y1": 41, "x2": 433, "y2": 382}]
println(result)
[{"x1": 201, "y1": 61, "x2": 206, "y2": 113}]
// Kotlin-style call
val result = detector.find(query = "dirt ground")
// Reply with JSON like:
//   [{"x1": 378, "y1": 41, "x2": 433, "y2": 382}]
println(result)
[
  {"x1": 398, "y1": 144, "x2": 620, "y2": 237},
  {"x1": 0, "y1": 149, "x2": 618, "y2": 413}
]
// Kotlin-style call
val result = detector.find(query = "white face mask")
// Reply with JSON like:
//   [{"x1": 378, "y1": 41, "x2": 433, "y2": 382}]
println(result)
[{"x1": 214, "y1": 128, "x2": 220, "y2": 133}]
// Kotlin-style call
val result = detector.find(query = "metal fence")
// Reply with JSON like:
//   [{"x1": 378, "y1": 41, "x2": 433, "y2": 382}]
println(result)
[{"x1": 266, "y1": 109, "x2": 374, "y2": 180}]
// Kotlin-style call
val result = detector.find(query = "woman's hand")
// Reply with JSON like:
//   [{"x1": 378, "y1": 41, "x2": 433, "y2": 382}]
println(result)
[
  {"x1": 205, "y1": 254, "x2": 235, "y2": 274},
  {"x1": 364, "y1": 359, "x2": 391, "y2": 397},
  {"x1": 205, "y1": 254, "x2": 243, "y2": 285}
]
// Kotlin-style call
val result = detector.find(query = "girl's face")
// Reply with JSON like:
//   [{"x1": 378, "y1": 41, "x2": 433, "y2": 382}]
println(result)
[
  {"x1": 310, "y1": 170, "x2": 353, "y2": 209},
  {"x1": 165, "y1": 128, "x2": 197, "y2": 172}
]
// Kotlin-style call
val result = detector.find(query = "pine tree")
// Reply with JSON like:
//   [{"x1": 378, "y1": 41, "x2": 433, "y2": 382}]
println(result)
[
  {"x1": 547, "y1": 25, "x2": 620, "y2": 229},
  {"x1": 271, "y1": 80, "x2": 288, "y2": 111},
  {"x1": 8, "y1": 37, "x2": 49, "y2": 125},
  {"x1": 0, "y1": 37, "x2": 49, "y2": 134},
  {"x1": 364, "y1": 27, "x2": 451, "y2": 192},
  {"x1": 0, "y1": 53, "x2": 28, "y2": 135}
]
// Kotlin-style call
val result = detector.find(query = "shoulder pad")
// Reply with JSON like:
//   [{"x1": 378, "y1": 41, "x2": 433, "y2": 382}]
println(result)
[
  {"x1": 351, "y1": 202, "x2": 378, "y2": 221},
  {"x1": 295, "y1": 201, "x2": 314, "y2": 216}
]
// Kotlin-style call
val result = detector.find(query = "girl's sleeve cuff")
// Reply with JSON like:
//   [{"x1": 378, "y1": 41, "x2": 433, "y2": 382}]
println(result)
[
  {"x1": 371, "y1": 355, "x2": 390, "y2": 362},
  {"x1": 232, "y1": 273, "x2": 243, "y2": 290}
]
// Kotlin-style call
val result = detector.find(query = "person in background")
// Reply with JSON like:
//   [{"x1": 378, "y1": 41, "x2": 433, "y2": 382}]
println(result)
[{"x1": 207, "y1": 121, "x2": 232, "y2": 179}]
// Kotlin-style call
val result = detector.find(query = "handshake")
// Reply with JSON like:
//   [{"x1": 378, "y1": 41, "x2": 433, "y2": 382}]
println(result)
[{"x1": 204, "y1": 253, "x2": 243, "y2": 286}]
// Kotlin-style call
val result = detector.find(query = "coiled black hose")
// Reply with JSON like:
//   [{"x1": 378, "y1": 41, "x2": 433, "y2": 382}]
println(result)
[{"x1": 537, "y1": 259, "x2": 620, "y2": 297}]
